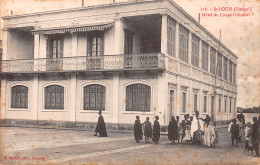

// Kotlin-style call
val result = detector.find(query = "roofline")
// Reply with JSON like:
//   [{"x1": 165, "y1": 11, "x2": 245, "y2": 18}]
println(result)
[
  {"x1": 1, "y1": 0, "x2": 155, "y2": 19},
  {"x1": 2, "y1": 0, "x2": 238, "y2": 59},
  {"x1": 167, "y1": 0, "x2": 238, "y2": 59}
]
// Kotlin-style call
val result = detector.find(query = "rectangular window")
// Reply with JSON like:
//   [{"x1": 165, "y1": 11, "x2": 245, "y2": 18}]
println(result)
[
  {"x1": 194, "y1": 93, "x2": 198, "y2": 113},
  {"x1": 229, "y1": 98, "x2": 232, "y2": 114},
  {"x1": 203, "y1": 94, "x2": 207, "y2": 113},
  {"x1": 11, "y1": 85, "x2": 28, "y2": 109},
  {"x1": 202, "y1": 41, "x2": 208, "y2": 71},
  {"x1": 210, "y1": 48, "x2": 216, "y2": 74},
  {"x1": 191, "y1": 34, "x2": 200, "y2": 68},
  {"x1": 217, "y1": 53, "x2": 222, "y2": 77},
  {"x1": 87, "y1": 32, "x2": 104, "y2": 56},
  {"x1": 233, "y1": 65, "x2": 236, "y2": 84},
  {"x1": 179, "y1": 25, "x2": 189, "y2": 63},
  {"x1": 182, "y1": 92, "x2": 186, "y2": 113},
  {"x1": 224, "y1": 57, "x2": 228, "y2": 80},
  {"x1": 218, "y1": 96, "x2": 221, "y2": 113},
  {"x1": 229, "y1": 61, "x2": 233, "y2": 82},
  {"x1": 124, "y1": 30, "x2": 134, "y2": 54},
  {"x1": 224, "y1": 98, "x2": 227, "y2": 113},
  {"x1": 167, "y1": 17, "x2": 176, "y2": 57},
  {"x1": 46, "y1": 35, "x2": 64, "y2": 59}
]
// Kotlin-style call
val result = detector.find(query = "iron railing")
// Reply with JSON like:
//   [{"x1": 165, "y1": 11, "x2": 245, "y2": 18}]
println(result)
[{"x1": 0, "y1": 53, "x2": 165, "y2": 73}]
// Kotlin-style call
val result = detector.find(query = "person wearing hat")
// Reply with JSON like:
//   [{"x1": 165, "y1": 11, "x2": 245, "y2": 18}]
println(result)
[
  {"x1": 251, "y1": 117, "x2": 259, "y2": 157},
  {"x1": 134, "y1": 116, "x2": 143, "y2": 143},
  {"x1": 152, "y1": 116, "x2": 160, "y2": 144},
  {"x1": 94, "y1": 110, "x2": 108, "y2": 137}
]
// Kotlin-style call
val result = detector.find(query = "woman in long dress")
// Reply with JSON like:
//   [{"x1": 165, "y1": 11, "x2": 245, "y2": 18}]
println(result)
[
  {"x1": 168, "y1": 116, "x2": 178, "y2": 143},
  {"x1": 134, "y1": 116, "x2": 143, "y2": 143},
  {"x1": 94, "y1": 110, "x2": 108, "y2": 137},
  {"x1": 153, "y1": 116, "x2": 160, "y2": 144},
  {"x1": 204, "y1": 121, "x2": 216, "y2": 147}
]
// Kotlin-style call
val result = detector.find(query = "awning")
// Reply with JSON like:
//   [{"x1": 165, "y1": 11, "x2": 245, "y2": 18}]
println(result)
[{"x1": 31, "y1": 23, "x2": 114, "y2": 35}]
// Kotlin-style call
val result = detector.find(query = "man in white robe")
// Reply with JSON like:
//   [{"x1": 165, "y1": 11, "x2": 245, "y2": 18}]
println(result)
[{"x1": 191, "y1": 111, "x2": 204, "y2": 145}]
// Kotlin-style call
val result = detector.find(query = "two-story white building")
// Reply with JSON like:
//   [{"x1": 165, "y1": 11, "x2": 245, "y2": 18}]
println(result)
[{"x1": 0, "y1": 0, "x2": 238, "y2": 129}]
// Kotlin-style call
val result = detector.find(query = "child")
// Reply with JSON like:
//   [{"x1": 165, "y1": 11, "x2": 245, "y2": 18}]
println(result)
[
  {"x1": 143, "y1": 117, "x2": 152, "y2": 143},
  {"x1": 177, "y1": 120, "x2": 184, "y2": 144}
]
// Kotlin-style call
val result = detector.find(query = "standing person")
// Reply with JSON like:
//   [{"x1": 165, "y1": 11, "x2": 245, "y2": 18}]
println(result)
[
  {"x1": 143, "y1": 117, "x2": 152, "y2": 143},
  {"x1": 228, "y1": 119, "x2": 234, "y2": 138},
  {"x1": 230, "y1": 119, "x2": 239, "y2": 147},
  {"x1": 244, "y1": 122, "x2": 252, "y2": 154},
  {"x1": 152, "y1": 116, "x2": 160, "y2": 144},
  {"x1": 191, "y1": 111, "x2": 204, "y2": 145},
  {"x1": 204, "y1": 121, "x2": 215, "y2": 148},
  {"x1": 168, "y1": 116, "x2": 178, "y2": 144},
  {"x1": 212, "y1": 121, "x2": 219, "y2": 147},
  {"x1": 134, "y1": 116, "x2": 143, "y2": 143},
  {"x1": 251, "y1": 117, "x2": 259, "y2": 157},
  {"x1": 94, "y1": 110, "x2": 108, "y2": 137}
]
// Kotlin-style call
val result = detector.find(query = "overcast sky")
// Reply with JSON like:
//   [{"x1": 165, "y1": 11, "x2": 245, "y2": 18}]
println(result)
[{"x1": 0, "y1": 0, "x2": 259, "y2": 108}]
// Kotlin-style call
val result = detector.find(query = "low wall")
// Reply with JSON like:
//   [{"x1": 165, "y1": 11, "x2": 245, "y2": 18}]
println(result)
[{"x1": 242, "y1": 113, "x2": 260, "y2": 123}]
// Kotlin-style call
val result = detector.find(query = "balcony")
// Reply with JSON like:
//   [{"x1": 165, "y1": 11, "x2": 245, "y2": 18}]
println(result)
[{"x1": 0, "y1": 53, "x2": 165, "y2": 74}]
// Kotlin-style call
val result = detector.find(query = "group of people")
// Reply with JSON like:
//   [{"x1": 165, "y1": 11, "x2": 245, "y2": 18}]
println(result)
[
  {"x1": 134, "y1": 111, "x2": 219, "y2": 147},
  {"x1": 134, "y1": 116, "x2": 160, "y2": 144},
  {"x1": 167, "y1": 111, "x2": 219, "y2": 148},
  {"x1": 228, "y1": 115, "x2": 259, "y2": 157}
]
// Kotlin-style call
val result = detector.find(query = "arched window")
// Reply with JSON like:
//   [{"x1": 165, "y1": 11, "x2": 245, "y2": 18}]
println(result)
[
  {"x1": 83, "y1": 84, "x2": 105, "y2": 110},
  {"x1": 11, "y1": 85, "x2": 28, "y2": 109},
  {"x1": 45, "y1": 85, "x2": 64, "y2": 109},
  {"x1": 126, "y1": 83, "x2": 151, "y2": 112}
]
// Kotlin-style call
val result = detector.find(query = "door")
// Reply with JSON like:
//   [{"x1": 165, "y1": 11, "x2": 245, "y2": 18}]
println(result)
[
  {"x1": 46, "y1": 37, "x2": 63, "y2": 71},
  {"x1": 211, "y1": 96, "x2": 215, "y2": 121},
  {"x1": 169, "y1": 90, "x2": 174, "y2": 119}
]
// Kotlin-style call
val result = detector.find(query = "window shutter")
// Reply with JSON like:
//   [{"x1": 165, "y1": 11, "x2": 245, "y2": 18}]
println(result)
[
  {"x1": 87, "y1": 36, "x2": 92, "y2": 56},
  {"x1": 60, "y1": 39, "x2": 64, "y2": 58},
  {"x1": 46, "y1": 38, "x2": 51, "y2": 58}
]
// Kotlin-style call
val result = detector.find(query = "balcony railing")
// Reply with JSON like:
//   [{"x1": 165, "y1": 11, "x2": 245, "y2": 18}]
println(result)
[{"x1": 0, "y1": 53, "x2": 165, "y2": 73}]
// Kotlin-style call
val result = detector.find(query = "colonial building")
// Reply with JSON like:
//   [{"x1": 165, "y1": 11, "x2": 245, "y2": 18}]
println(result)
[{"x1": 0, "y1": 0, "x2": 237, "y2": 129}]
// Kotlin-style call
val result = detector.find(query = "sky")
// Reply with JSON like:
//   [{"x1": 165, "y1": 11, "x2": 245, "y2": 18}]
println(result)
[{"x1": 0, "y1": 0, "x2": 259, "y2": 108}]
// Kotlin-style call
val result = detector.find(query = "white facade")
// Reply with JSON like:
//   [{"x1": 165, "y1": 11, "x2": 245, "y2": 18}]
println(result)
[{"x1": 1, "y1": 0, "x2": 238, "y2": 128}]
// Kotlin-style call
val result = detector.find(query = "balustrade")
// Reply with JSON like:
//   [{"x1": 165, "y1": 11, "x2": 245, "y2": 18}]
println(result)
[{"x1": 0, "y1": 53, "x2": 165, "y2": 73}]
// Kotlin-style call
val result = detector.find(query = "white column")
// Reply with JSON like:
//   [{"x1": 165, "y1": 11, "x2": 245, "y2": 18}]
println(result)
[
  {"x1": 34, "y1": 34, "x2": 40, "y2": 71},
  {"x1": 112, "y1": 72, "x2": 119, "y2": 126},
  {"x1": 0, "y1": 79, "x2": 7, "y2": 120},
  {"x1": 161, "y1": 14, "x2": 167, "y2": 55},
  {"x1": 71, "y1": 33, "x2": 78, "y2": 57},
  {"x1": 32, "y1": 75, "x2": 39, "y2": 121},
  {"x1": 114, "y1": 17, "x2": 124, "y2": 54},
  {"x1": 2, "y1": 29, "x2": 9, "y2": 60},
  {"x1": 70, "y1": 73, "x2": 77, "y2": 123},
  {"x1": 157, "y1": 72, "x2": 167, "y2": 126},
  {"x1": 39, "y1": 35, "x2": 47, "y2": 58}
]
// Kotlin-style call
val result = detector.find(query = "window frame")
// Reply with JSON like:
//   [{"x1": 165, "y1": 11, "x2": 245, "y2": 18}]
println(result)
[
  {"x1": 224, "y1": 57, "x2": 228, "y2": 80},
  {"x1": 224, "y1": 96, "x2": 227, "y2": 114},
  {"x1": 125, "y1": 83, "x2": 151, "y2": 112},
  {"x1": 87, "y1": 31, "x2": 104, "y2": 57},
  {"x1": 179, "y1": 25, "x2": 189, "y2": 63},
  {"x1": 44, "y1": 85, "x2": 65, "y2": 110},
  {"x1": 124, "y1": 29, "x2": 134, "y2": 54},
  {"x1": 9, "y1": 84, "x2": 29, "y2": 110},
  {"x1": 218, "y1": 95, "x2": 222, "y2": 113},
  {"x1": 229, "y1": 61, "x2": 233, "y2": 83},
  {"x1": 167, "y1": 17, "x2": 176, "y2": 57},
  {"x1": 83, "y1": 84, "x2": 106, "y2": 111},
  {"x1": 217, "y1": 53, "x2": 223, "y2": 78},
  {"x1": 191, "y1": 34, "x2": 200, "y2": 68},
  {"x1": 46, "y1": 35, "x2": 64, "y2": 59},
  {"x1": 210, "y1": 48, "x2": 216, "y2": 74},
  {"x1": 201, "y1": 41, "x2": 209, "y2": 71},
  {"x1": 181, "y1": 86, "x2": 188, "y2": 114},
  {"x1": 203, "y1": 91, "x2": 208, "y2": 114}
]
